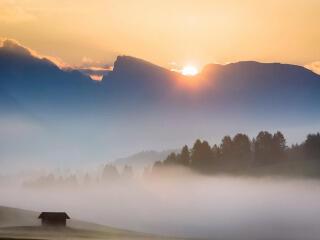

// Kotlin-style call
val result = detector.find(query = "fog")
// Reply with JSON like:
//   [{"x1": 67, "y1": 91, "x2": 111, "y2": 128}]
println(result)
[
  {"x1": 1, "y1": 168, "x2": 320, "y2": 240},
  {"x1": 2, "y1": 110, "x2": 320, "y2": 174}
]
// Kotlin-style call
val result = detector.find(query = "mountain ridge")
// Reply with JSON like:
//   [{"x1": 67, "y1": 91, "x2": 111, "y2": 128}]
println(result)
[{"x1": 1, "y1": 40, "x2": 320, "y2": 113}]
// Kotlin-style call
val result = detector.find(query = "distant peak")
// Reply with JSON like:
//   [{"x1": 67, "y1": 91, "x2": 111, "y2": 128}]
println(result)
[
  {"x1": 112, "y1": 55, "x2": 169, "y2": 74},
  {"x1": 201, "y1": 63, "x2": 224, "y2": 75},
  {"x1": 114, "y1": 55, "x2": 158, "y2": 67}
]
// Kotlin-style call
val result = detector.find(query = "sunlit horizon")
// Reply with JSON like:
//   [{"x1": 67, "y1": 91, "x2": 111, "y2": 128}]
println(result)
[
  {"x1": 0, "y1": 0, "x2": 319, "y2": 73},
  {"x1": 181, "y1": 65, "x2": 199, "y2": 76}
]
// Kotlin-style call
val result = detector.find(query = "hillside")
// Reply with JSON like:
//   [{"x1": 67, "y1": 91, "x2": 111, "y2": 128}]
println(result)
[{"x1": 0, "y1": 206, "x2": 179, "y2": 240}]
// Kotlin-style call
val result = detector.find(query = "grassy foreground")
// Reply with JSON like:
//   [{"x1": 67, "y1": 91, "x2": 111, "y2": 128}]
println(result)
[{"x1": 0, "y1": 206, "x2": 184, "y2": 240}]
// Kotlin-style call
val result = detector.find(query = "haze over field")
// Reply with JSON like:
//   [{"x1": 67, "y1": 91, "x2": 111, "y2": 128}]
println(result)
[{"x1": 1, "y1": 171, "x2": 320, "y2": 240}]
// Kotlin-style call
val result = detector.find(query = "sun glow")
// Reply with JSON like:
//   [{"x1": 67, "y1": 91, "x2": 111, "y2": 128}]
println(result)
[{"x1": 182, "y1": 65, "x2": 198, "y2": 76}]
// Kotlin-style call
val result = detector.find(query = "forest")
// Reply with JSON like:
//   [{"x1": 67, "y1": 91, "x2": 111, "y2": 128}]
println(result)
[
  {"x1": 152, "y1": 131, "x2": 320, "y2": 177},
  {"x1": 20, "y1": 131, "x2": 320, "y2": 189}
]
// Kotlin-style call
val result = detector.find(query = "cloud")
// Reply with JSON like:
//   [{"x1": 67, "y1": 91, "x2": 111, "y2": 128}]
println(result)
[
  {"x1": 75, "y1": 56, "x2": 113, "y2": 80},
  {"x1": 88, "y1": 74, "x2": 104, "y2": 81},
  {"x1": 304, "y1": 61, "x2": 320, "y2": 75},
  {"x1": 77, "y1": 66, "x2": 113, "y2": 81}
]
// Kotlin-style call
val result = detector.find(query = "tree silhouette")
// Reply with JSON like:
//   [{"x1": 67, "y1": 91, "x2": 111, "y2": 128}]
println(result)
[
  {"x1": 190, "y1": 139, "x2": 202, "y2": 168},
  {"x1": 191, "y1": 139, "x2": 212, "y2": 172},
  {"x1": 304, "y1": 133, "x2": 320, "y2": 160},
  {"x1": 220, "y1": 136, "x2": 233, "y2": 161},
  {"x1": 178, "y1": 145, "x2": 190, "y2": 166},
  {"x1": 102, "y1": 165, "x2": 120, "y2": 181},
  {"x1": 232, "y1": 133, "x2": 252, "y2": 170},
  {"x1": 163, "y1": 152, "x2": 178, "y2": 165},
  {"x1": 152, "y1": 161, "x2": 163, "y2": 172},
  {"x1": 273, "y1": 131, "x2": 286, "y2": 160},
  {"x1": 212, "y1": 144, "x2": 221, "y2": 160},
  {"x1": 151, "y1": 131, "x2": 320, "y2": 177},
  {"x1": 254, "y1": 131, "x2": 275, "y2": 165}
]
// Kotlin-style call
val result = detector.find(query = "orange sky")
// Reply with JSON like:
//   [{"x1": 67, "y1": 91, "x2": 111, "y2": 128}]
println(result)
[{"x1": 0, "y1": 0, "x2": 319, "y2": 72}]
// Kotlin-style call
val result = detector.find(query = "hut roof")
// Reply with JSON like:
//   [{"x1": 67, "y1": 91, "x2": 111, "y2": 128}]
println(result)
[{"x1": 38, "y1": 212, "x2": 70, "y2": 219}]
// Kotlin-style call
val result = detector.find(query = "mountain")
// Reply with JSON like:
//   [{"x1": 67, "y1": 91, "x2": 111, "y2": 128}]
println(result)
[
  {"x1": 1, "y1": 40, "x2": 320, "y2": 115},
  {"x1": 0, "y1": 40, "x2": 102, "y2": 115},
  {"x1": 114, "y1": 150, "x2": 178, "y2": 170},
  {"x1": 99, "y1": 55, "x2": 320, "y2": 118},
  {"x1": 101, "y1": 56, "x2": 182, "y2": 108},
  {"x1": 200, "y1": 61, "x2": 320, "y2": 110}
]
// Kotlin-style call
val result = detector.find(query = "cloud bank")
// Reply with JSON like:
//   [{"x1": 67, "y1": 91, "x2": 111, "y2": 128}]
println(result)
[{"x1": 305, "y1": 61, "x2": 320, "y2": 75}]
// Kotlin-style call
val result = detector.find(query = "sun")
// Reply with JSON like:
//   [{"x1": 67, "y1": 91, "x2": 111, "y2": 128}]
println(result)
[{"x1": 181, "y1": 65, "x2": 198, "y2": 76}]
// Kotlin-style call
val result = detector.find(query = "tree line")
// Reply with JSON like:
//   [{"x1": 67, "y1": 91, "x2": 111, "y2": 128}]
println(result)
[
  {"x1": 152, "y1": 131, "x2": 320, "y2": 176},
  {"x1": 23, "y1": 165, "x2": 135, "y2": 188}
]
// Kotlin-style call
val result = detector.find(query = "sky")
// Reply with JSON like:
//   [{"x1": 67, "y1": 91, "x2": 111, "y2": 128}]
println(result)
[{"x1": 0, "y1": 0, "x2": 320, "y2": 71}]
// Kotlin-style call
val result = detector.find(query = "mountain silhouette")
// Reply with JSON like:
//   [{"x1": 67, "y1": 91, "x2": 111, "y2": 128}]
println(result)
[
  {"x1": 100, "y1": 55, "x2": 320, "y2": 115},
  {"x1": 199, "y1": 61, "x2": 320, "y2": 112},
  {"x1": 0, "y1": 40, "x2": 102, "y2": 115},
  {"x1": 101, "y1": 56, "x2": 181, "y2": 107},
  {"x1": 1, "y1": 40, "x2": 320, "y2": 116}
]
